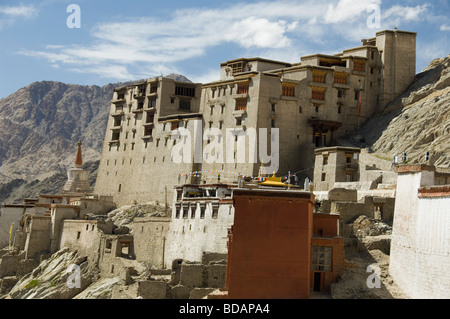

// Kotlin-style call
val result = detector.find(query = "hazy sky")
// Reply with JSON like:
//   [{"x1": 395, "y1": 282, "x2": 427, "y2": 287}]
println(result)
[{"x1": 0, "y1": 0, "x2": 449, "y2": 98}]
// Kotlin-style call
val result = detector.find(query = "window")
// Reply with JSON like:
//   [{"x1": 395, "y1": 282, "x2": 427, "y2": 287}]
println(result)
[
  {"x1": 191, "y1": 207, "x2": 196, "y2": 219},
  {"x1": 299, "y1": 105, "x2": 302, "y2": 113},
  {"x1": 271, "y1": 119, "x2": 275, "y2": 128},
  {"x1": 182, "y1": 207, "x2": 188, "y2": 219},
  {"x1": 346, "y1": 173, "x2": 353, "y2": 182},
  {"x1": 337, "y1": 89, "x2": 344, "y2": 98},
  {"x1": 113, "y1": 116, "x2": 121, "y2": 127},
  {"x1": 323, "y1": 156, "x2": 328, "y2": 165},
  {"x1": 115, "y1": 104, "x2": 123, "y2": 112},
  {"x1": 175, "y1": 86, "x2": 195, "y2": 97},
  {"x1": 148, "y1": 98, "x2": 156, "y2": 108},
  {"x1": 312, "y1": 246, "x2": 332, "y2": 272},
  {"x1": 137, "y1": 101, "x2": 144, "y2": 110},
  {"x1": 179, "y1": 99, "x2": 191, "y2": 111},
  {"x1": 235, "y1": 98, "x2": 247, "y2": 111},
  {"x1": 229, "y1": 62, "x2": 244, "y2": 75},
  {"x1": 171, "y1": 122, "x2": 179, "y2": 130},
  {"x1": 146, "y1": 113, "x2": 154, "y2": 124},
  {"x1": 212, "y1": 206, "x2": 219, "y2": 219},
  {"x1": 353, "y1": 60, "x2": 366, "y2": 72},
  {"x1": 150, "y1": 84, "x2": 157, "y2": 94},
  {"x1": 271, "y1": 103, "x2": 276, "y2": 112},
  {"x1": 334, "y1": 72, "x2": 348, "y2": 85},
  {"x1": 200, "y1": 205, "x2": 205, "y2": 219},
  {"x1": 112, "y1": 131, "x2": 120, "y2": 141},
  {"x1": 312, "y1": 70, "x2": 326, "y2": 83},
  {"x1": 338, "y1": 105, "x2": 342, "y2": 114},
  {"x1": 77, "y1": 232, "x2": 81, "y2": 240},
  {"x1": 117, "y1": 92, "x2": 125, "y2": 100},
  {"x1": 219, "y1": 121, "x2": 223, "y2": 129},
  {"x1": 137, "y1": 84, "x2": 147, "y2": 95},
  {"x1": 312, "y1": 87, "x2": 325, "y2": 100},
  {"x1": 144, "y1": 127, "x2": 153, "y2": 136},
  {"x1": 282, "y1": 83, "x2": 295, "y2": 96},
  {"x1": 321, "y1": 173, "x2": 326, "y2": 182},
  {"x1": 354, "y1": 89, "x2": 360, "y2": 100},
  {"x1": 237, "y1": 83, "x2": 249, "y2": 94},
  {"x1": 346, "y1": 154, "x2": 352, "y2": 165}
]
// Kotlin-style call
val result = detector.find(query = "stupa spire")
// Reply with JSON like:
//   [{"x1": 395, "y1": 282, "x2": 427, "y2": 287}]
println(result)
[{"x1": 75, "y1": 140, "x2": 83, "y2": 168}]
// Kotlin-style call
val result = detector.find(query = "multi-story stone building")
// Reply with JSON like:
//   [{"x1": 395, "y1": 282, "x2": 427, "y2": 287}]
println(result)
[{"x1": 95, "y1": 29, "x2": 417, "y2": 206}]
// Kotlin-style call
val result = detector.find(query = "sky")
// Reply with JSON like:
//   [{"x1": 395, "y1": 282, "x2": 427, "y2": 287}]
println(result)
[{"x1": 0, "y1": 0, "x2": 449, "y2": 99}]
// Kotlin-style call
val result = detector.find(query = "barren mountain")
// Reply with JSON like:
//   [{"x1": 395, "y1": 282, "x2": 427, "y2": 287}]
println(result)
[
  {"x1": 345, "y1": 55, "x2": 450, "y2": 168},
  {"x1": 0, "y1": 81, "x2": 122, "y2": 203}
]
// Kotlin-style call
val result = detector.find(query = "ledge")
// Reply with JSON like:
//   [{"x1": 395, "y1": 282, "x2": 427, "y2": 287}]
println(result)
[
  {"x1": 333, "y1": 83, "x2": 350, "y2": 89},
  {"x1": 395, "y1": 164, "x2": 436, "y2": 174},
  {"x1": 418, "y1": 185, "x2": 450, "y2": 198}
]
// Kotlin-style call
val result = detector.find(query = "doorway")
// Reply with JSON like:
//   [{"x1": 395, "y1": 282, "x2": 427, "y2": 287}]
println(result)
[{"x1": 313, "y1": 272, "x2": 321, "y2": 292}]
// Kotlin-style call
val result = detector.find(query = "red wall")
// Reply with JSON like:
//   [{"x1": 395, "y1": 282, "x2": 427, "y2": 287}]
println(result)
[
  {"x1": 227, "y1": 190, "x2": 314, "y2": 299},
  {"x1": 313, "y1": 213, "x2": 339, "y2": 237}
]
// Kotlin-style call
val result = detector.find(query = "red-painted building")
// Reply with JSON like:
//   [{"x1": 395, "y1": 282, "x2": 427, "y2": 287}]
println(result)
[{"x1": 225, "y1": 188, "x2": 346, "y2": 299}]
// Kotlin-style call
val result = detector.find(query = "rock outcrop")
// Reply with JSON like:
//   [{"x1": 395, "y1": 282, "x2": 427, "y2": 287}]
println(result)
[{"x1": 348, "y1": 55, "x2": 450, "y2": 168}]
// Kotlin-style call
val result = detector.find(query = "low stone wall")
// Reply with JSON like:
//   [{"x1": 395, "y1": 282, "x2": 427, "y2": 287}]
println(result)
[{"x1": 168, "y1": 254, "x2": 227, "y2": 299}]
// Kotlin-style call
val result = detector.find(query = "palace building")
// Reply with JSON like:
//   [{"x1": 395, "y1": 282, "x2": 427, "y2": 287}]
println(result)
[{"x1": 94, "y1": 29, "x2": 417, "y2": 206}]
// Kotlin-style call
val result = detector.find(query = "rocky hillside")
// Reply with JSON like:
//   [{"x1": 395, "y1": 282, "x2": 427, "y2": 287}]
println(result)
[
  {"x1": 0, "y1": 81, "x2": 128, "y2": 204},
  {"x1": 0, "y1": 75, "x2": 191, "y2": 204},
  {"x1": 349, "y1": 55, "x2": 450, "y2": 168},
  {"x1": 0, "y1": 81, "x2": 115, "y2": 183}
]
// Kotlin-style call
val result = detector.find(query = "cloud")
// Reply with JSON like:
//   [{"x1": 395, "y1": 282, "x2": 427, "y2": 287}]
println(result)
[
  {"x1": 324, "y1": 0, "x2": 381, "y2": 24},
  {"x1": 16, "y1": 0, "x2": 437, "y2": 81},
  {"x1": 0, "y1": 5, "x2": 37, "y2": 18},
  {"x1": 382, "y1": 4, "x2": 429, "y2": 21},
  {"x1": 440, "y1": 24, "x2": 450, "y2": 31},
  {"x1": 0, "y1": 4, "x2": 37, "y2": 30}
]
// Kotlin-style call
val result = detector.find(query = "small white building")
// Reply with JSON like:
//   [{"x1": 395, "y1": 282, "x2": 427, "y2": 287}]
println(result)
[
  {"x1": 164, "y1": 183, "x2": 236, "y2": 268},
  {"x1": 390, "y1": 164, "x2": 450, "y2": 298}
]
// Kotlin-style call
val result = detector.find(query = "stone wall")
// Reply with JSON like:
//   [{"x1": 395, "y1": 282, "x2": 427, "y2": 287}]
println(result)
[
  {"x1": 24, "y1": 215, "x2": 52, "y2": 260},
  {"x1": 128, "y1": 217, "x2": 170, "y2": 269},
  {"x1": 59, "y1": 219, "x2": 113, "y2": 264},
  {"x1": 169, "y1": 254, "x2": 227, "y2": 299},
  {"x1": 0, "y1": 205, "x2": 32, "y2": 249}
]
